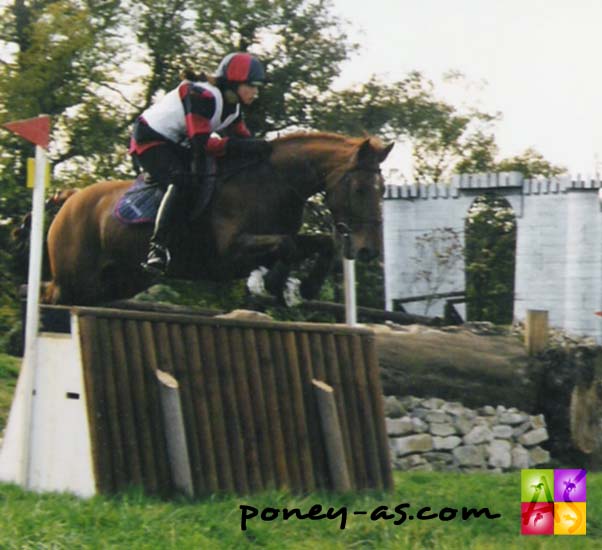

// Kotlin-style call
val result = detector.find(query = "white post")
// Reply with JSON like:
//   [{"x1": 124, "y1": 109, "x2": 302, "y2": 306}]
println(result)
[
  {"x1": 23, "y1": 145, "x2": 48, "y2": 487},
  {"x1": 24, "y1": 145, "x2": 47, "y2": 357},
  {"x1": 0, "y1": 144, "x2": 47, "y2": 486},
  {"x1": 343, "y1": 258, "x2": 357, "y2": 326}
]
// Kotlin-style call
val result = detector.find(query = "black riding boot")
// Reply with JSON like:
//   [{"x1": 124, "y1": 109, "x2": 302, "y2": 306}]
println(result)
[{"x1": 141, "y1": 184, "x2": 179, "y2": 275}]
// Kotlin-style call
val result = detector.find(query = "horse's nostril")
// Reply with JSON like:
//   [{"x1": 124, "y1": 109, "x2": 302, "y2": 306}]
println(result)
[{"x1": 357, "y1": 248, "x2": 378, "y2": 262}]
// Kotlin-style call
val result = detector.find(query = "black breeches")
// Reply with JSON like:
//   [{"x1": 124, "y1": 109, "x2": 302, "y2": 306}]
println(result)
[{"x1": 133, "y1": 143, "x2": 191, "y2": 190}]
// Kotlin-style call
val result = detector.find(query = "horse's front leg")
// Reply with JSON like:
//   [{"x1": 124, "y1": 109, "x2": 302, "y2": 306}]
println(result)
[
  {"x1": 293, "y1": 234, "x2": 336, "y2": 299},
  {"x1": 226, "y1": 233, "x2": 297, "y2": 298}
]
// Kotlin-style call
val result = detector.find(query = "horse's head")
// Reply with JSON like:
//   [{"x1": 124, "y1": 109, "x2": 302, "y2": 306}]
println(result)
[{"x1": 325, "y1": 138, "x2": 394, "y2": 261}]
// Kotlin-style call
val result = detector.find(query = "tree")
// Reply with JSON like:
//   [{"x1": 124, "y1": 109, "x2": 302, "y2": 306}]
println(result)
[
  {"x1": 411, "y1": 227, "x2": 464, "y2": 315},
  {"x1": 465, "y1": 194, "x2": 516, "y2": 324},
  {"x1": 192, "y1": 0, "x2": 355, "y2": 135},
  {"x1": 317, "y1": 72, "x2": 502, "y2": 185},
  {"x1": 496, "y1": 147, "x2": 566, "y2": 179}
]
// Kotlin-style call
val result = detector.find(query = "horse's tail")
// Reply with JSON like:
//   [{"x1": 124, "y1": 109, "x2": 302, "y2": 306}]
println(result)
[{"x1": 11, "y1": 187, "x2": 79, "y2": 281}]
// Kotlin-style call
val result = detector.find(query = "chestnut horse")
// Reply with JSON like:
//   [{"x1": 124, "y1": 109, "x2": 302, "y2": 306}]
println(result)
[{"x1": 45, "y1": 132, "x2": 393, "y2": 305}]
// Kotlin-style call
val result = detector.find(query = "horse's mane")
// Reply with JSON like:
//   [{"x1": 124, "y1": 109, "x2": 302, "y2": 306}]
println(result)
[
  {"x1": 274, "y1": 131, "x2": 372, "y2": 147},
  {"x1": 272, "y1": 131, "x2": 385, "y2": 171}
]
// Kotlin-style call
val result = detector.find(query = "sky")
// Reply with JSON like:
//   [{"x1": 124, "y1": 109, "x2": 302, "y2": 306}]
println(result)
[{"x1": 330, "y1": 0, "x2": 602, "y2": 179}]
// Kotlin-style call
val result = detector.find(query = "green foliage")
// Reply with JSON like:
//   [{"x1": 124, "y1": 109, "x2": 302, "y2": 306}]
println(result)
[
  {"x1": 0, "y1": 352, "x2": 20, "y2": 431},
  {"x1": 318, "y1": 73, "x2": 503, "y2": 186},
  {"x1": 135, "y1": 280, "x2": 248, "y2": 313},
  {"x1": 496, "y1": 147, "x2": 567, "y2": 179},
  {"x1": 453, "y1": 131, "x2": 498, "y2": 175},
  {"x1": 455, "y1": 140, "x2": 567, "y2": 180},
  {"x1": 192, "y1": 0, "x2": 355, "y2": 135},
  {"x1": 465, "y1": 194, "x2": 517, "y2": 324}
]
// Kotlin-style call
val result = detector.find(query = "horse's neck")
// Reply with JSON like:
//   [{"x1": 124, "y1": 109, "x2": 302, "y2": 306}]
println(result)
[{"x1": 276, "y1": 142, "x2": 348, "y2": 199}]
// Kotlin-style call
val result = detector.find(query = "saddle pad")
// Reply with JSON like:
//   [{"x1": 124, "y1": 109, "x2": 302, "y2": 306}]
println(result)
[{"x1": 113, "y1": 174, "x2": 164, "y2": 224}]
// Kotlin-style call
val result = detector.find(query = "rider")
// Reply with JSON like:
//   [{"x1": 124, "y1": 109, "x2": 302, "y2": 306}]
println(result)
[{"x1": 129, "y1": 52, "x2": 272, "y2": 275}]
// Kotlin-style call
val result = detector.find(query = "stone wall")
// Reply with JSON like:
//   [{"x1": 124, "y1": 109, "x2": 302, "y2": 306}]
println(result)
[
  {"x1": 383, "y1": 172, "x2": 602, "y2": 342},
  {"x1": 385, "y1": 395, "x2": 551, "y2": 472}
]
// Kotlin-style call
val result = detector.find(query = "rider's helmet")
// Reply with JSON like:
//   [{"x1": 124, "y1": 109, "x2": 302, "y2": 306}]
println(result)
[{"x1": 215, "y1": 52, "x2": 266, "y2": 87}]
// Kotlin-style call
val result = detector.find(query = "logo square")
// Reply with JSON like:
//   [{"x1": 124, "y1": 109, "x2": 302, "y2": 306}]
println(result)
[
  {"x1": 521, "y1": 502, "x2": 554, "y2": 535},
  {"x1": 554, "y1": 502, "x2": 586, "y2": 535},
  {"x1": 554, "y1": 469, "x2": 586, "y2": 502},
  {"x1": 521, "y1": 469, "x2": 554, "y2": 502}
]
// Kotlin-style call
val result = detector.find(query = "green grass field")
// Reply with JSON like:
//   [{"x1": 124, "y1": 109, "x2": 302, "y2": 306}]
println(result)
[
  {"x1": 0, "y1": 353, "x2": 600, "y2": 549},
  {"x1": 0, "y1": 352, "x2": 19, "y2": 432}
]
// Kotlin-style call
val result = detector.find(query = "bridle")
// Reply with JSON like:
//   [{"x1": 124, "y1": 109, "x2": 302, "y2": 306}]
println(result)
[{"x1": 331, "y1": 165, "x2": 384, "y2": 239}]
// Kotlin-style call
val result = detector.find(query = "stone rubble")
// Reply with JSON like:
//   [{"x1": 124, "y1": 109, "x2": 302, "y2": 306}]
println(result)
[{"x1": 386, "y1": 395, "x2": 551, "y2": 472}]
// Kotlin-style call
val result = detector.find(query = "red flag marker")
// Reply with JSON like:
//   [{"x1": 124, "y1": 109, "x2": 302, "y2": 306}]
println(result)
[{"x1": 3, "y1": 115, "x2": 51, "y2": 149}]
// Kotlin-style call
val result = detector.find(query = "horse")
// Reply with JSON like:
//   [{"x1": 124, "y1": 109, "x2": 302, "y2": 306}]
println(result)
[{"x1": 45, "y1": 131, "x2": 394, "y2": 306}]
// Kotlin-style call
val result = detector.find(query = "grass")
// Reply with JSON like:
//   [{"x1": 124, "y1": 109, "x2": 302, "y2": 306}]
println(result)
[
  {"x1": 0, "y1": 353, "x2": 19, "y2": 432},
  {"x1": 0, "y1": 472, "x2": 600, "y2": 549},
  {"x1": 0, "y1": 353, "x2": 600, "y2": 548}
]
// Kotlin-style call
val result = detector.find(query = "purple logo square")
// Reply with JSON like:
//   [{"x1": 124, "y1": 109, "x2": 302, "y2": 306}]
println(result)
[{"x1": 554, "y1": 469, "x2": 587, "y2": 502}]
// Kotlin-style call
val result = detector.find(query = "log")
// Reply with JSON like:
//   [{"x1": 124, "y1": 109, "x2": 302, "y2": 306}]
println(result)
[
  {"x1": 198, "y1": 325, "x2": 235, "y2": 493},
  {"x1": 375, "y1": 325, "x2": 535, "y2": 410},
  {"x1": 525, "y1": 310, "x2": 549, "y2": 355},
  {"x1": 156, "y1": 369, "x2": 194, "y2": 498},
  {"x1": 312, "y1": 380, "x2": 352, "y2": 492},
  {"x1": 103, "y1": 299, "x2": 222, "y2": 317},
  {"x1": 246, "y1": 296, "x2": 442, "y2": 325}
]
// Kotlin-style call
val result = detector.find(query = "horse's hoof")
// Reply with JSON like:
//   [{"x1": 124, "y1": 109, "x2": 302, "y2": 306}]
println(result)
[
  {"x1": 140, "y1": 261, "x2": 165, "y2": 277},
  {"x1": 247, "y1": 266, "x2": 269, "y2": 297},
  {"x1": 283, "y1": 277, "x2": 303, "y2": 307}
]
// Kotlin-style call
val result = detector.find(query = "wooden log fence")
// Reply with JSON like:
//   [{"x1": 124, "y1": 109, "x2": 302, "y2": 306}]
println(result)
[{"x1": 72, "y1": 306, "x2": 393, "y2": 496}]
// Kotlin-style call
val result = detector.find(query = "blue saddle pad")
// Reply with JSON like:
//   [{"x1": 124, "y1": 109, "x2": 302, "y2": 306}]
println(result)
[{"x1": 113, "y1": 174, "x2": 164, "y2": 224}]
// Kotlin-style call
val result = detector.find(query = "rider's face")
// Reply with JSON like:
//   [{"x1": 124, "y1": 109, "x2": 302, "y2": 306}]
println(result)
[{"x1": 237, "y1": 84, "x2": 259, "y2": 105}]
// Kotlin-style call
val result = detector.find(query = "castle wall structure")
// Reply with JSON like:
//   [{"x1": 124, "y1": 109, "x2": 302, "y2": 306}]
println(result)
[{"x1": 383, "y1": 172, "x2": 602, "y2": 342}]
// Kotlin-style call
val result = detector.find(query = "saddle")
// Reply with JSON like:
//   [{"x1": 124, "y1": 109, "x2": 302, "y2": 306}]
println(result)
[
  {"x1": 113, "y1": 169, "x2": 216, "y2": 225},
  {"x1": 113, "y1": 174, "x2": 164, "y2": 224}
]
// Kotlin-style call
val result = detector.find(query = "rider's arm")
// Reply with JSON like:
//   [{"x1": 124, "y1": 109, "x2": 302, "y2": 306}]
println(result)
[
  {"x1": 224, "y1": 113, "x2": 271, "y2": 157},
  {"x1": 181, "y1": 83, "x2": 229, "y2": 159},
  {"x1": 230, "y1": 115, "x2": 252, "y2": 138},
  {"x1": 182, "y1": 82, "x2": 270, "y2": 160}
]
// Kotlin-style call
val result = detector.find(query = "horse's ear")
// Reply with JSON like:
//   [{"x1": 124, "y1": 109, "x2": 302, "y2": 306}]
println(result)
[
  {"x1": 356, "y1": 139, "x2": 395, "y2": 166},
  {"x1": 356, "y1": 139, "x2": 375, "y2": 166},
  {"x1": 378, "y1": 142, "x2": 395, "y2": 163}
]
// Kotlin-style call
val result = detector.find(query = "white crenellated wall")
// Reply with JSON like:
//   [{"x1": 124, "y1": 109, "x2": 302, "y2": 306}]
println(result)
[{"x1": 383, "y1": 172, "x2": 602, "y2": 342}]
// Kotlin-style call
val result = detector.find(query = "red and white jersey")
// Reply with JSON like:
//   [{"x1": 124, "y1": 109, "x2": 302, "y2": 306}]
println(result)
[
  {"x1": 130, "y1": 80, "x2": 251, "y2": 156},
  {"x1": 142, "y1": 81, "x2": 240, "y2": 143}
]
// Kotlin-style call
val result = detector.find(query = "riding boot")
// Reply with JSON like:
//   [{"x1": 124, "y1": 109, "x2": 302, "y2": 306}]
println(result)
[{"x1": 141, "y1": 184, "x2": 179, "y2": 275}]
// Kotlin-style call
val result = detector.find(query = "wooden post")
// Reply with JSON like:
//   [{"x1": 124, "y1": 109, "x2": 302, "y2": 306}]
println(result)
[
  {"x1": 312, "y1": 379, "x2": 351, "y2": 492},
  {"x1": 525, "y1": 310, "x2": 549, "y2": 355},
  {"x1": 156, "y1": 370, "x2": 194, "y2": 498}
]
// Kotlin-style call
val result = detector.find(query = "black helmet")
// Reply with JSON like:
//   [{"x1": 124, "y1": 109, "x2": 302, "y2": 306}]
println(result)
[{"x1": 215, "y1": 52, "x2": 265, "y2": 86}]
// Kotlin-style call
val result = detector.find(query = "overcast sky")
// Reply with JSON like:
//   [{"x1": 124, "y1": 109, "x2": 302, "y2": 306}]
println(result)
[{"x1": 331, "y1": 0, "x2": 602, "y2": 178}]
